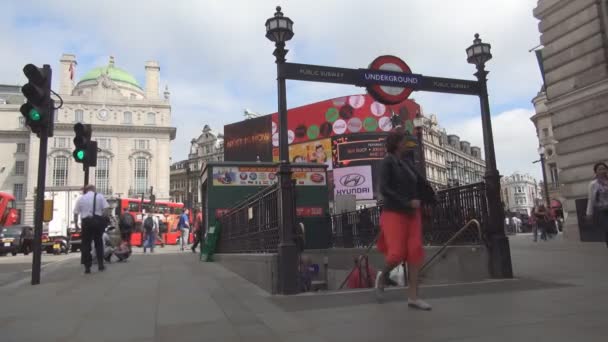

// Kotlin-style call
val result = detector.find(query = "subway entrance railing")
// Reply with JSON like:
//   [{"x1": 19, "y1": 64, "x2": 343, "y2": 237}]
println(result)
[{"x1": 217, "y1": 181, "x2": 488, "y2": 254}]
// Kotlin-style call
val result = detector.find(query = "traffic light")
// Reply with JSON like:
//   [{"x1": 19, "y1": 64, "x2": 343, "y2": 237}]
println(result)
[
  {"x1": 72, "y1": 123, "x2": 97, "y2": 167},
  {"x1": 20, "y1": 64, "x2": 54, "y2": 137}
]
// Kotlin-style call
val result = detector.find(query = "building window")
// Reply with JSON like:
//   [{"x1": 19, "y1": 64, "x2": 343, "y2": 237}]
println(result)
[
  {"x1": 134, "y1": 158, "x2": 148, "y2": 194},
  {"x1": 549, "y1": 163, "x2": 558, "y2": 185},
  {"x1": 75, "y1": 110, "x2": 84, "y2": 123},
  {"x1": 54, "y1": 137, "x2": 68, "y2": 148},
  {"x1": 54, "y1": 109, "x2": 59, "y2": 122},
  {"x1": 146, "y1": 112, "x2": 156, "y2": 125},
  {"x1": 19, "y1": 117, "x2": 25, "y2": 128},
  {"x1": 123, "y1": 111, "x2": 133, "y2": 124},
  {"x1": 15, "y1": 161, "x2": 25, "y2": 175},
  {"x1": 13, "y1": 184, "x2": 24, "y2": 201},
  {"x1": 97, "y1": 138, "x2": 111, "y2": 150},
  {"x1": 542, "y1": 128, "x2": 549, "y2": 137},
  {"x1": 96, "y1": 157, "x2": 110, "y2": 195},
  {"x1": 134, "y1": 139, "x2": 150, "y2": 150},
  {"x1": 16, "y1": 143, "x2": 26, "y2": 153},
  {"x1": 53, "y1": 156, "x2": 68, "y2": 186}
]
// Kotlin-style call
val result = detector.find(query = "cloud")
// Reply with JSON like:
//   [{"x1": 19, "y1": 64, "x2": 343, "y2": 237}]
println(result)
[
  {"x1": 0, "y1": 0, "x2": 543, "y2": 162},
  {"x1": 443, "y1": 108, "x2": 542, "y2": 180}
]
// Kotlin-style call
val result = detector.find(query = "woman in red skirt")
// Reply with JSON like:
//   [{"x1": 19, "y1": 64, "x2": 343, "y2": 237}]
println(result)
[{"x1": 375, "y1": 129, "x2": 435, "y2": 310}]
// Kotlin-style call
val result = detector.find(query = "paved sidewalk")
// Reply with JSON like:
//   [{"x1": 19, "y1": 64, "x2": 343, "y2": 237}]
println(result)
[{"x1": 0, "y1": 237, "x2": 606, "y2": 342}]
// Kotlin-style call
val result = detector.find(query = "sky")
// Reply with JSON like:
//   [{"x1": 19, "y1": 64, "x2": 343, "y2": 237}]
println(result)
[{"x1": 0, "y1": 0, "x2": 544, "y2": 179}]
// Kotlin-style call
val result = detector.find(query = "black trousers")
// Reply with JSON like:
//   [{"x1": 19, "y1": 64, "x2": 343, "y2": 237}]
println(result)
[
  {"x1": 81, "y1": 219, "x2": 104, "y2": 269},
  {"x1": 192, "y1": 229, "x2": 203, "y2": 250}
]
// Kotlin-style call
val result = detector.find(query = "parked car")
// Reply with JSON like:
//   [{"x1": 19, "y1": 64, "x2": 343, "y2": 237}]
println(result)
[{"x1": 0, "y1": 225, "x2": 33, "y2": 256}]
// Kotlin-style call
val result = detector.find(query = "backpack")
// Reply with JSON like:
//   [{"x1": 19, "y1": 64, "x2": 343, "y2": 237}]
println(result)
[
  {"x1": 119, "y1": 213, "x2": 134, "y2": 230},
  {"x1": 144, "y1": 217, "x2": 154, "y2": 233}
]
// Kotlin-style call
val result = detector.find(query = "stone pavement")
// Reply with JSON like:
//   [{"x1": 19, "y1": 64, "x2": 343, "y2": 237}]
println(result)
[{"x1": 0, "y1": 235, "x2": 606, "y2": 342}]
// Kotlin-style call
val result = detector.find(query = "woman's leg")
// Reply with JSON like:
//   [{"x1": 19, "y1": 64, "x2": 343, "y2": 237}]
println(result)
[{"x1": 407, "y1": 263, "x2": 419, "y2": 300}]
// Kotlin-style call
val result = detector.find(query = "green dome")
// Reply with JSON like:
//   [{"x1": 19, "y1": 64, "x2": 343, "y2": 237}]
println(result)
[{"x1": 79, "y1": 64, "x2": 141, "y2": 89}]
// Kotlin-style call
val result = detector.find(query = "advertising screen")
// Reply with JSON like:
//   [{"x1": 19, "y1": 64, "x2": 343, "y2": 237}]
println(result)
[{"x1": 224, "y1": 116, "x2": 273, "y2": 162}]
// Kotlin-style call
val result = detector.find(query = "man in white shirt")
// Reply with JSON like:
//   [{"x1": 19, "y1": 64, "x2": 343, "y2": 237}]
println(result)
[{"x1": 73, "y1": 185, "x2": 109, "y2": 274}]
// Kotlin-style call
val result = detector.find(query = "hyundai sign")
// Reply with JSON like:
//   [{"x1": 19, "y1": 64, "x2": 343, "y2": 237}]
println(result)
[{"x1": 333, "y1": 165, "x2": 373, "y2": 200}]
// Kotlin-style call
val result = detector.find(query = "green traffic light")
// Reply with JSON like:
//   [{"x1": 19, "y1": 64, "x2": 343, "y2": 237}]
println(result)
[
  {"x1": 76, "y1": 150, "x2": 85, "y2": 160},
  {"x1": 28, "y1": 108, "x2": 41, "y2": 121}
]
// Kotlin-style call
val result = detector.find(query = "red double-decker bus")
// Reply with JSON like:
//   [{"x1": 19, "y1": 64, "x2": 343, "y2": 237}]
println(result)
[{"x1": 114, "y1": 198, "x2": 185, "y2": 246}]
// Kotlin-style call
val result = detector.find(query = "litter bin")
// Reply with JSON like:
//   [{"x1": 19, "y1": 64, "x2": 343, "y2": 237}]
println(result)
[{"x1": 201, "y1": 224, "x2": 221, "y2": 262}]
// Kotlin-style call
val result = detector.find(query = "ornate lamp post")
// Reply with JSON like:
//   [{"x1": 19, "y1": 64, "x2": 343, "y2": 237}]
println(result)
[
  {"x1": 413, "y1": 113, "x2": 427, "y2": 179},
  {"x1": 266, "y1": 6, "x2": 298, "y2": 294},
  {"x1": 537, "y1": 146, "x2": 551, "y2": 208},
  {"x1": 466, "y1": 34, "x2": 513, "y2": 278}
]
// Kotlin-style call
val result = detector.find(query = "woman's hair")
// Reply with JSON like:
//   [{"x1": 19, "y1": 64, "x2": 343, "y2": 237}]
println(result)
[
  {"x1": 593, "y1": 162, "x2": 607, "y2": 173},
  {"x1": 385, "y1": 129, "x2": 406, "y2": 154}
]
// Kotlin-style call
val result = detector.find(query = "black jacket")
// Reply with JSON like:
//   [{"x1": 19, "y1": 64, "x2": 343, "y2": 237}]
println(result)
[{"x1": 379, "y1": 153, "x2": 436, "y2": 212}]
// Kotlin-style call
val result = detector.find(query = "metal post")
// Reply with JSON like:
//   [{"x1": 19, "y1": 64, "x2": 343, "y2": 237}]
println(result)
[
  {"x1": 275, "y1": 41, "x2": 298, "y2": 294},
  {"x1": 186, "y1": 166, "x2": 192, "y2": 210},
  {"x1": 539, "y1": 153, "x2": 551, "y2": 208},
  {"x1": 476, "y1": 64, "x2": 513, "y2": 279},
  {"x1": 417, "y1": 126, "x2": 427, "y2": 179},
  {"x1": 83, "y1": 165, "x2": 89, "y2": 187},
  {"x1": 31, "y1": 128, "x2": 49, "y2": 285}
]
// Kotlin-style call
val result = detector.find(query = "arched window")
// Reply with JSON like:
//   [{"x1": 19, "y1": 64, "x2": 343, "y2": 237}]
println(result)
[
  {"x1": 75, "y1": 110, "x2": 84, "y2": 123},
  {"x1": 96, "y1": 157, "x2": 110, "y2": 195},
  {"x1": 53, "y1": 156, "x2": 69, "y2": 186},
  {"x1": 146, "y1": 112, "x2": 156, "y2": 125},
  {"x1": 134, "y1": 157, "x2": 149, "y2": 194}
]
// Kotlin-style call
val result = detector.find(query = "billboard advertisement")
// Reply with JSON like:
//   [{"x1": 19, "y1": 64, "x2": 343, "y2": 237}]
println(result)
[
  {"x1": 273, "y1": 138, "x2": 333, "y2": 170},
  {"x1": 331, "y1": 134, "x2": 387, "y2": 168},
  {"x1": 224, "y1": 116, "x2": 273, "y2": 162},
  {"x1": 333, "y1": 165, "x2": 374, "y2": 200},
  {"x1": 211, "y1": 165, "x2": 326, "y2": 187}
]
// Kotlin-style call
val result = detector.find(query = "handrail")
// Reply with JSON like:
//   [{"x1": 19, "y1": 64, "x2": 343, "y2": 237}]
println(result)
[{"x1": 420, "y1": 219, "x2": 482, "y2": 274}]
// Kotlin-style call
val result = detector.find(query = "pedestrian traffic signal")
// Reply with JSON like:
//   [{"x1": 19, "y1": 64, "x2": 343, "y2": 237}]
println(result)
[
  {"x1": 72, "y1": 123, "x2": 97, "y2": 167},
  {"x1": 20, "y1": 64, "x2": 54, "y2": 137}
]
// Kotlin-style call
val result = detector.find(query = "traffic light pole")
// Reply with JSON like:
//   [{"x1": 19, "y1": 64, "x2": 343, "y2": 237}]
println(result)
[
  {"x1": 83, "y1": 165, "x2": 90, "y2": 187},
  {"x1": 32, "y1": 127, "x2": 49, "y2": 285}
]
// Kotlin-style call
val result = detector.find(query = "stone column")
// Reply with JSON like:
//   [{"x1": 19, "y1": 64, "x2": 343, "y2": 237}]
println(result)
[
  {"x1": 145, "y1": 61, "x2": 160, "y2": 100},
  {"x1": 59, "y1": 54, "x2": 77, "y2": 96}
]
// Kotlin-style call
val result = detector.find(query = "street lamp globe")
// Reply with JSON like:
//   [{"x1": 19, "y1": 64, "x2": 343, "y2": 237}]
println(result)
[
  {"x1": 265, "y1": 6, "x2": 294, "y2": 43},
  {"x1": 537, "y1": 145, "x2": 546, "y2": 155},
  {"x1": 413, "y1": 115, "x2": 425, "y2": 129},
  {"x1": 466, "y1": 33, "x2": 492, "y2": 67}
]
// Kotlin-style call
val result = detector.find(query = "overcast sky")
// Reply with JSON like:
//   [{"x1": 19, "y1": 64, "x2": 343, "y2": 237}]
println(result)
[{"x1": 1, "y1": 0, "x2": 544, "y2": 179}]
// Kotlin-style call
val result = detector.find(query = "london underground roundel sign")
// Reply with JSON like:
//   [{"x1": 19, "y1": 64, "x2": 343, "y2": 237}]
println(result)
[{"x1": 366, "y1": 55, "x2": 414, "y2": 105}]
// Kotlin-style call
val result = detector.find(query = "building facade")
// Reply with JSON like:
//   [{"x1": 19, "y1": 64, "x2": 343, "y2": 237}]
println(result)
[
  {"x1": 0, "y1": 54, "x2": 176, "y2": 224},
  {"x1": 533, "y1": 0, "x2": 608, "y2": 239},
  {"x1": 417, "y1": 114, "x2": 485, "y2": 190},
  {"x1": 170, "y1": 124, "x2": 224, "y2": 208},
  {"x1": 531, "y1": 90, "x2": 563, "y2": 210},
  {"x1": 501, "y1": 172, "x2": 543, "y2": 216}
]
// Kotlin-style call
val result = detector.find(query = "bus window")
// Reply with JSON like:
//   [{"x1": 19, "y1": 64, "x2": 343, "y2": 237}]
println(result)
[{"x1": 128, "y1": 202, "x2": 140, "y2": 212}]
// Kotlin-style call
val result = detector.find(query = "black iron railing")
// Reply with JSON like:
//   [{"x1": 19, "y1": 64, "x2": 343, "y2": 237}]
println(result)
[
  {"x1": 216, "y1": 184, "x2": 280, "y2": 253},
  {"x1": 331, "y1": 182, "x2": 488, "y2": 247}
]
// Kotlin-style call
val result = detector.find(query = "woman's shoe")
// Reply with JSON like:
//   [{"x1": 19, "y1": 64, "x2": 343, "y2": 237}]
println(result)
[{"x1": 408, "y1": 298, "x2": 432, "y2": 311}]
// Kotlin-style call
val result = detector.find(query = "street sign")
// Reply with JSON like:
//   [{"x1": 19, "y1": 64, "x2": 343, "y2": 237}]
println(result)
[
  {"x1": 279, "y1": 61, "x2": 482, "y2": 100},
  {"x1": 366, "y1": 55, "x2": 415, "y2": 105},
  {"x1": 279, "y1": 63, "x2": 359, "y2": 85},
  {"x1": 419, "y1": 76, "x2": 480, "y2": 95}
]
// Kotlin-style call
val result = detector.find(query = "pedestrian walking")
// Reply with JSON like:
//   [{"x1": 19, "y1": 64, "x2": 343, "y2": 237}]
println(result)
[
  {"x1": 73, "y1": 185, "x2": 109, "y2": 274},
  {"x1": 586, "y1": 162, "x2": 608, "y2": 247},
  {"x1": 152, "y1": 213, "x2": 165, "y2": 247},
  {"x1": 374, "y1": 129, "x2": 435, "y2": 310},
  {"x1": 532, "y1": 203, "x2": 550, "y2": 242},
  {"x1": 178, "y1": 209, "x2": 191, "y2": 251},
  {"x1": 118, "y1": 207, "x2": 134, "y2": 248},
  {"x1": 191, "y1": 208, "x2": 204, "y2": 253},
  {"x1": 142, "y1": 213, "x2": 156, "y2": 253}
]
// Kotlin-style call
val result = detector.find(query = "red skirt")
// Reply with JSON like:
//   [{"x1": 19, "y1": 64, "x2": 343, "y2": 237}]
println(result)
[{"x1": 377, "y1": 209, "x2": 424, "y2": 266}]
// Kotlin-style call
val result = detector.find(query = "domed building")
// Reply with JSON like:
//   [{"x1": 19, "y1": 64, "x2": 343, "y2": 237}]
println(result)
[{"x1": 0, "y1": 53, "x2": 176, "y2": 224}]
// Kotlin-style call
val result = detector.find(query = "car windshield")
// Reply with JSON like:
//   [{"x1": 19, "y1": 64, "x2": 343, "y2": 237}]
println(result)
[{"x1": 1, "y1": 227, "x2": 21, "y2": 236}]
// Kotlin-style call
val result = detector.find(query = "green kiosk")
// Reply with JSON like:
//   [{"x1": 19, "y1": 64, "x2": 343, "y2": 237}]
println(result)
[{"x1": 199, "y1": 162, "x2": 331, "y2": 261}]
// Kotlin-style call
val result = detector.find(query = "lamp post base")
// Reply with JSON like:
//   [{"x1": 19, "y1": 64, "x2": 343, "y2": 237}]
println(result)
[
  {"x1": 277, "y1": 241, "x2": 299, "y2": 294},
  {"x1": 487, "y1": 234, "x2": 513, "y2": 278}
]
